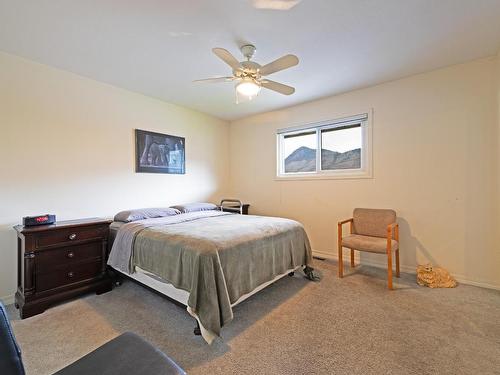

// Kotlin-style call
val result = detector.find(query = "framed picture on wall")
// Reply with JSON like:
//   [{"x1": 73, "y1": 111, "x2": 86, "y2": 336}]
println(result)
[{"x1": 135, "y1": 129, "x2": 185, "y2": 174}]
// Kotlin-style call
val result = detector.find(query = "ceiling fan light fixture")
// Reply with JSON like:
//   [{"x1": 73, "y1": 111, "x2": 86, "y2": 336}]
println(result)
[
  {"x1": 236, "y1": 78, "x2": 261, "y2": 98},
  {"x1": 198, "y1": 45, "x2": 298, "y2": 100}
]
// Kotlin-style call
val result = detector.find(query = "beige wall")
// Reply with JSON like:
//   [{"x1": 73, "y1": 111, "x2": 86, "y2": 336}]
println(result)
[
  {"x1": 497, "y1": 51, "x2": 500, "y2": 260},
  {"x1": 229, "y1": 56, "x2": 500, "y2": 289},
  {"x1": 0, "y1": 52, "x2": 229, "y2": 301},
  {"x1": 1, "y1": 51, "x2": 499, "y2": 302}
]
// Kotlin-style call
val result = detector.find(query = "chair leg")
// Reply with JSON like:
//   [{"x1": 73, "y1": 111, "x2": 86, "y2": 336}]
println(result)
[
  {"x1": 387, "y1": 252, "x2": 393, "y2": 290},
  {"x1": 338, "y1": 244, "x2": 343, "y2": 278},
  {"x1": 395, "y1": 249, "x2": 400, "y2": 278},
  {"x1": 350, "y1": 249, "x2": 355, "y2": 268}
]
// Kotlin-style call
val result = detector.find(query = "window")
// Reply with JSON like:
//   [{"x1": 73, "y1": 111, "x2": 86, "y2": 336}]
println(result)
[
  {"x1": 320, "y1": 124, "x2": 361, "y2": 171},
  {"x1": 277, "y1": 113, "x2": 372, "y2": 179},
  {"x1": 282, "y1": 130, "x2": 317, "y2": 173}
]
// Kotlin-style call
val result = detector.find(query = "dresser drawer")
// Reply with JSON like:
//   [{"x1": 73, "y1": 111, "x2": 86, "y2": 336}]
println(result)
[
  {"x1": 36, "y1": 261, "x2": 103, "y2": 292},
  {"x1": 35, "y1": 225, "x2": 108, "y2": 249},
  {"x1": 36, "y1": 242, "x2": 103, "y2": 271}
]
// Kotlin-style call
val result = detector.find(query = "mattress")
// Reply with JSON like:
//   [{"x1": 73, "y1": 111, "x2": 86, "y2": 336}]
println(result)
[
  {"x1": 117, "y1": 264, "x2": 300, "y2": 309},
  {"x1": 113, "y1": 263, "x2": 299, "y2": 342}
]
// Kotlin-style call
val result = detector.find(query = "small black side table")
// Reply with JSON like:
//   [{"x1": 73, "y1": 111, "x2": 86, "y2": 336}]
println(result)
[
  {"x1": 219, "y1": 199, "x2": 250, "y2": 215},
  {"x1": 221, "y1": 204, "x2": 250, "y2": 215}
]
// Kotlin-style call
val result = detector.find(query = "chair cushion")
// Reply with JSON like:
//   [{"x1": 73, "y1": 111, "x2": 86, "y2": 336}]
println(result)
[
  {"x1": 353, "y1": 208, "x2": 396, "y2": 238},
  {"x1": 342, "y1": 234, "x2": 399, "y2": 253},
  {"x1": 55, "y1": 332, "x2": 186, "y2": 375},
  {"x1": 0, "y1": 302, "x2": 25, "y2": 375}
]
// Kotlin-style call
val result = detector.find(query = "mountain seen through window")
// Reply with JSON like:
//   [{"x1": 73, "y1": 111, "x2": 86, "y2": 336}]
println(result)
[{"x1": 283, "y1": 125, "x2": 361, "y2": 173}]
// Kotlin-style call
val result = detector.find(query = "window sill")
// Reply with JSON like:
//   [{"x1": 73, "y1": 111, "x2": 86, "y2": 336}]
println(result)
[{"x1": 274, "y1": 171, "x2": 373, "y2": 181}]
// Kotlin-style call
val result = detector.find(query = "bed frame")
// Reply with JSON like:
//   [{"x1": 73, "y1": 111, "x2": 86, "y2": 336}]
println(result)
[
  {"x1": 110, "y1": 265, "x2": 298, "y2": 336},
  {"x1": 107, "y1": 215, "x2": 318, "y2": 340}
]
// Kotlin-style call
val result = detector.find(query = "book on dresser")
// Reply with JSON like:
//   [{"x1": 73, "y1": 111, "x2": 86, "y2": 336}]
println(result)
[{"x1": 14, "y1": 218, "x2": 113, "y2": 318}]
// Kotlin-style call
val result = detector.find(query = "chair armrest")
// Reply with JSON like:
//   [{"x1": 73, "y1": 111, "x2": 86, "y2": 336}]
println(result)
[
  {"x1": 338, "y1": 218, "x2": 354, "y2": 240},
  {"x1": 387, "y1": 222, "x2": 399, "y2": 241},
  {"x1": 338, "y1": 218, "x2": 353, "y2": 225}
]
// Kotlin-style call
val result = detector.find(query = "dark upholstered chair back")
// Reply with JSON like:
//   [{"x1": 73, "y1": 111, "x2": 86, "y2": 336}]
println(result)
[
  {"x1": 353, "y1": 208, "x2": 397, "y2": 238},
  {"x1": 0, "y1": 302, "x2": 25, "y2": 375},
  {"x1": 0, "y1": 301, "x2": 186, "y2": 375}
]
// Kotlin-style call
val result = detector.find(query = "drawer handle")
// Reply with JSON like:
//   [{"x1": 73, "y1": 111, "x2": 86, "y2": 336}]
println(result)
[
  {"x1": 68, "y1": 233, "x2": 77, "y2": 240},
  {"x1": 67, "y1": 252, "x2": 75, "y2": 259},
  {"x1": 67, "y1": 271, "x2": 75, "y2": 278}
]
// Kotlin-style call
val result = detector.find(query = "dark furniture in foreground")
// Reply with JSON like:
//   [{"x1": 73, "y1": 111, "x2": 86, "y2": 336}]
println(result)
[
  {"x1": 14, "y1": 218, "x2": 113, "y2": 318},
  {"x1": 0, "y1": 303, "x2": 24, "y2": 374},
  {"x1": 338, "y1": 208, "x2": 400, "y2": 290},
  {"x1": 0, "y1": 302, "x2": 186, "y2": 375}
]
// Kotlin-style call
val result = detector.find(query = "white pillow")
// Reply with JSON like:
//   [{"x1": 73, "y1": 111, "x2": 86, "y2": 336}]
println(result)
[
  {"x1": 114, "y1": 207, "x2": 181, "y2": 222},
  {"x1": 170, "y1": 202, "x2": 218, "y2": 213}
]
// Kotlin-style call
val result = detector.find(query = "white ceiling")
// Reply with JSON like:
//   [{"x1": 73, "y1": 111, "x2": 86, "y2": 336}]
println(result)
[{"x1": 1, "y1": 0, "x2": 500, "y2": 121}]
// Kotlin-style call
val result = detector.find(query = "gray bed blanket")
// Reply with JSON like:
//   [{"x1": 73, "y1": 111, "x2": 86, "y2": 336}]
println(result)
[{"x1": 108, "y1": 211, "x2": 312, "y2": 343}]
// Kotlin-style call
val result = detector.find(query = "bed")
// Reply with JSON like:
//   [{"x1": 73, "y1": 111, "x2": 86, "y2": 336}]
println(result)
[{"x1": 107, "y1": 206, "x2": 315, "y2": 344}]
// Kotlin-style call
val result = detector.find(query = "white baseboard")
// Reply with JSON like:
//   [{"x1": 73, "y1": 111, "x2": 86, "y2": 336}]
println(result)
[
  {"x1": 313, "y1": 249, "x2": 416, "y2": 273},
  {"x1": 312, "y1": 250, "x2": 500, "y2": 291},
  {"x1": 450, "y1": 278, "x2": 500, "y2": 291},
  {"x1": 0, "y1": 294, "x2": 15, "y2": 305}
]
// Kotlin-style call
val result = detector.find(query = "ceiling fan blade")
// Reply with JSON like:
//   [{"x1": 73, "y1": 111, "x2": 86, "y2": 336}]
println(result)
[
  {"x1": 259, "y1": 54, "x2": 299, "y2": 76},
  {"x1": 193, "y1": 77, "x2": 235, "y2": 83},
  {"x1": 261, "y1": 80, "x2": 295, "y2": 95},
  {"x1": 212, "y1": 48, "x2": 241, "y2": 71}
]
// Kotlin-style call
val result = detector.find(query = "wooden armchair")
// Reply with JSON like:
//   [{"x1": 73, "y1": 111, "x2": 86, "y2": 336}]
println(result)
[{"x1": 338, "y1": 208, "x2": 400, "y2": 289}]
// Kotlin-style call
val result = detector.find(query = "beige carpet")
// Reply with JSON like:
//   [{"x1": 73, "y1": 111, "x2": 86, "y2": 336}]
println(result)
[{"x1": 7, "y1": 259, "x2": 500, "y2": 375}]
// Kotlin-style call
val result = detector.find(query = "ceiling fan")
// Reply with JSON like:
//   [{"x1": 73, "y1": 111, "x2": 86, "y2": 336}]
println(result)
[{"x1": 194, "y1": 44, "x2": 299, "y2": 100}]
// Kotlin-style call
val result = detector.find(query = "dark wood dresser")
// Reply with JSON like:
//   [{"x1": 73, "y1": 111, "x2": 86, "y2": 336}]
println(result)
[{"x1": 14, "y1": 218, "x2": 113, "y2": 318}]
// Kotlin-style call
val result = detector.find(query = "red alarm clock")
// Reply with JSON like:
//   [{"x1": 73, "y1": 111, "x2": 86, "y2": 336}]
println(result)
[{"x1": 23, "y1": 214, "x2": 56, "y2": 226}]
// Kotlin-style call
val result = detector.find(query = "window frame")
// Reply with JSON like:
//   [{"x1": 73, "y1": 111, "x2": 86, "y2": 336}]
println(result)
[{"x1": 276, "y1": 111, "x2": 373, "y2": 180}]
